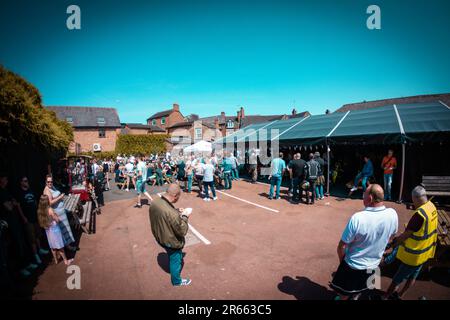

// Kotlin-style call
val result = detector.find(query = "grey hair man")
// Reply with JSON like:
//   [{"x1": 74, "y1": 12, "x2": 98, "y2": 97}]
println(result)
[{"x1": 383, "y1": 185, "x2": 438, "y2": 300}]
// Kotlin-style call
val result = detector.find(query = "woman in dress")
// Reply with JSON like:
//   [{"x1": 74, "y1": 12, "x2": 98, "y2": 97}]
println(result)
[
  {"x1": 43, "y1": 174, "x2": 76, "y2": 250},
  {"x1": 37, "y1": 195, "x2": 73, "y2": 265}
]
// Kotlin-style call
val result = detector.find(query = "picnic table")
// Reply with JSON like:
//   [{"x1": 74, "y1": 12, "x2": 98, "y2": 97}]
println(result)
[
  {"x1": 422, "y1": 176, "x2": 450, "y2": 198},
  {"x1": 432, "y1": 209, "x2": 450, "y2": 268},
  {"x1": 63, "y1": 193, "x2": 96, "y2": 234}
]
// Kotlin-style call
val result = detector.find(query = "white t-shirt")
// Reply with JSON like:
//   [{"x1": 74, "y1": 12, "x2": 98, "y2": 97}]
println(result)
[
  {"x1": 203, "y1": 164, "x2": 215, "y2": 182},
  {"x1": 92, "y1": 163, "x2": 99, "y2": 175},
  {"x1": 342, "y1": 206, "x2": 398, "y2": 270},
  {"x1": 125, "y1": 163, "x2": 134, "y2": 175}
]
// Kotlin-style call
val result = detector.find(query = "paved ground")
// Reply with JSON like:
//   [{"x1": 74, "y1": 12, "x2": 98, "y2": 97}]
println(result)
[{"x1": 31, "y1": 180, "x2": 450, "y2": 300}]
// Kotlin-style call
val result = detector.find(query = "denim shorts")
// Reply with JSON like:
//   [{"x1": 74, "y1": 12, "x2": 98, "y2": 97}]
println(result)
[
  {"x1": 136, "y1": 179, "x2": 146, "y2": 194},
  {"x1": 392, "y1": 262, "x2": 423, "y2": 285}
]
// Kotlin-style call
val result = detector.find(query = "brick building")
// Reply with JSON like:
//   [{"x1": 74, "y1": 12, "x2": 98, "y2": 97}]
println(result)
[
  {"x1": 46, "y1": 106, "x2": 121, "y2": 153},
  {"x1": 146, "y1": 103, "x2": 185, "y2": 131},
  {"x1": 120, "y1": 123, "x2": 166, "y2": 135}
]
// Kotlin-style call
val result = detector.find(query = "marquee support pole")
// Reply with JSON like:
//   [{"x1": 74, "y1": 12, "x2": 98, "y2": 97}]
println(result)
[{"x1": 398, "y1": 142, "x2": 406, "y2": 203}]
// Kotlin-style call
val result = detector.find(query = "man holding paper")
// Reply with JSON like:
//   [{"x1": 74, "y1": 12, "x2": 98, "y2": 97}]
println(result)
[{"x1": 149, "y1": 184, "x2": 192, "y2": 286}]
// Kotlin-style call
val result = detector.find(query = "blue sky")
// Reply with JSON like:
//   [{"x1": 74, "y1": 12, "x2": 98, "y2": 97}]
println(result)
[{"x1": 1, "y1": 0, "x2": 449, "y2": 123}]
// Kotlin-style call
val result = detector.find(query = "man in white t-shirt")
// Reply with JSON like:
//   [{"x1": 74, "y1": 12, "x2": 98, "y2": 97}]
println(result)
[
  {"x1": 202, "y1": 159, "x2": 217, "y2": 201},
  {"x1": 134, "y1": 156, "x2": 153, "y2": 208},
  {"x1": 124, "y1": 161, "x2": 135, "y2": 192},
  {"x1": 330, "y1": 184, "x2": 398, "y2": 300}
]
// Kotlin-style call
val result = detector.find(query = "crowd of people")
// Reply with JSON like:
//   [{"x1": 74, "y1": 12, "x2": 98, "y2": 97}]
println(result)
[
  {"x1": 0, "y1": 172, "x2": 78, "y2": 293},
  {"x1": 107, "y1": 152, "x2": 243, "y2": 207},
  {"x1": 1, "y1": 146, "x2": 441, "y2": 300}
]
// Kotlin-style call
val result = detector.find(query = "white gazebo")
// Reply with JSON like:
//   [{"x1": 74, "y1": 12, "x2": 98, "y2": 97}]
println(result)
[{"x1": 183, "y1": 140, "x2": 212, "y2": 153}]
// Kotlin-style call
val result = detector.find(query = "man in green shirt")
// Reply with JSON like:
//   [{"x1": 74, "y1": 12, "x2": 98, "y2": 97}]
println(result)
[{"x1": 149, "y1": 184, "x2": 192, "y2": 286}]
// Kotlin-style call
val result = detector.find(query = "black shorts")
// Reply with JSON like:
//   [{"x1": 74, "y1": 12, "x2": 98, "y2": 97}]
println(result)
[{"x1": 329, "y1": 260, "x2": 372, "y2": 296}]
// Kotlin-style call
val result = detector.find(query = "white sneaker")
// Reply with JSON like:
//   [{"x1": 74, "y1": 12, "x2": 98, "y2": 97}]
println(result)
[
  {"x1": 174, "y1": 278, "x2": 192, "y2": 286},
  {"x1": 126, "y1": 188, "x2": 129, "y2": 192},
  {"x1": 20, "y1": 269, "x2": 31, "y2": 278},
  {"x1": 26, "y1": 263, "x2": 38, "y2": 270},
  {"x1": 38, "y1": 248, "x2": 49, "y2": 255},
  {"x1": 203, "y1": 198, "x2": 210, "y2": 202},
  {"x1": 350, "y1": 187, "x2": 357, "y2": 192},
  {"x1": 213, "y1": 197, "x2": 218, "y2": 201},
  {"x1": 35, "y1": 254, "x2": 42, "y2": 265}
]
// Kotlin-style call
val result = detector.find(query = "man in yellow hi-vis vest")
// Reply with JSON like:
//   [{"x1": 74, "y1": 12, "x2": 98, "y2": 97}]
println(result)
[{"x1": 384, "y1": 185, "x2": 438, "y2": 299}]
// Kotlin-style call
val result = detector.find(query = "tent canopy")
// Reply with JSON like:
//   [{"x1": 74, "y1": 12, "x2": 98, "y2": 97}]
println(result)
[
  {"x1": 214, "y1": 101, "x2": 450, "y2": 146},
  {"x1": 183, "y1": 140, "x2": 212, "y2": 153}
]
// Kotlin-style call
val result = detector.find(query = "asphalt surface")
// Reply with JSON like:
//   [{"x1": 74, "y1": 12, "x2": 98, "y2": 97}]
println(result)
[{"x1": 31, "y1": 180, "x2": 450, "y2": 300}]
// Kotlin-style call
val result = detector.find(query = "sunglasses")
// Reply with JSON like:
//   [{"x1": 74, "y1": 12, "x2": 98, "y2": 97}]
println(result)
[{"x1": 46, "y1": 180, "x2": 53, "y2": 183}]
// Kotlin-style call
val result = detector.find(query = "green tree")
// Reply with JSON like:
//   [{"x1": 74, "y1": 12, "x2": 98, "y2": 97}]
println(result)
[{"x1": 0, "y1": 65, "x2": 73, "y2": 153}]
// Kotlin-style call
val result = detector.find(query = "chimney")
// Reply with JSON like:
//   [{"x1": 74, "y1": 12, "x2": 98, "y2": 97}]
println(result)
[
  {"x1": 173, "y1": 103, "x2": 180, "y2": 112},
  {"x1": 240, "y1": 106, "x2": 245, "y2": 118},
  {"x1": 221, "y1": 111, "x2": 225, "y2": 118},
  {"x1": 292, "y1": 108, "x2": 297, "y2": 116}
]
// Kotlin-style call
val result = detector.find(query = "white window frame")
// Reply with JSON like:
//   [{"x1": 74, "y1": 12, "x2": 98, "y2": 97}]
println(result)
[
  {"x1": 226, "y1": 120, "x2": 234, "y2": 128},
  {"x1": 66, "y1": 116, "x2": 73, "y2": 123},
  {"x1": 97, "y1": 117, "x2": 106, "y2": 124},
  {"x1": 161, "y1": 117, "x2": 166, "y2": 125},
  {"x1": 195, "y1": 128, "x2": 202, "y2": 139}
]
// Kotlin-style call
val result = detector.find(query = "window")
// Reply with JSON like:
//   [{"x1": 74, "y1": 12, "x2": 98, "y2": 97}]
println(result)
[
  {"x1": 97, "y1": 117, "x2": 105, "y2": 124},
  {"x1": 66, "y1": 116, "x2": 73, "y2": 123},
  {"x1": 195, "y1": 128, "x2": 202, "y2": 139},
  {"x1": 161, "y1": 117, "x2": 166, "y2": 125},
  {"x1": 227, "y1": 120, "x2": 234, "y2": 129},
  {"x1": 99, "y1": 128, "x2": 106, "y2": 138},
  {"x1": 152, "y1": 119, "x2": 156, "y2": 126}
]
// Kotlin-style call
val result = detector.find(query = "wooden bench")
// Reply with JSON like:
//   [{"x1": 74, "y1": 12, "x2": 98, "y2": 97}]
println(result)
[
  {"x1": 64, "y1": 193, "x2": 95, "y2": 234},
  {"x1": 422, "y1": 176, "x2": 450, "y2": 197},
  {"x1": 425, "y1": 209, "x2": 450, "y2": 269},
  {"x1": 63, "y1": 193, "x2": 80, "y2": 213}
]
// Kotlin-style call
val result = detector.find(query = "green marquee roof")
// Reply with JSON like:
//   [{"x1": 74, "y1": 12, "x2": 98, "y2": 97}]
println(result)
[{"x1": 215, "y1": 101, "x2": 450, "y2": 146}]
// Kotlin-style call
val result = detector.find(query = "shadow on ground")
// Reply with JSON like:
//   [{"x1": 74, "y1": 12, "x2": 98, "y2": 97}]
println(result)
[
  {"x1": 157, "y1": 252, "x2": 186, "y2": 275},
  {"x1": 278, "y1": 276, "x2": 336, "y2": 300}
]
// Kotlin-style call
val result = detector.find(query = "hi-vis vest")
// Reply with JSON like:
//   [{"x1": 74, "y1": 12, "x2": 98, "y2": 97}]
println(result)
[{"x1": 397, "y1": 201, "x2": 438, "y2": 266}]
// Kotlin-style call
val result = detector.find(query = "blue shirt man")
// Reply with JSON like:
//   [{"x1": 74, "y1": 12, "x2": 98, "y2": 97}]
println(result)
[
  {"x1": 269, "y1": 153, "x2": 286, "y2": 199},
  {"x1": 351, "y1": 156, "x2": 373, "y2": 192}
]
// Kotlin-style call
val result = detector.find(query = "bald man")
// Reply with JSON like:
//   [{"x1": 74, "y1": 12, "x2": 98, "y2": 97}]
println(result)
[
  {"x1": 330, "y1": 184, "x2": 398, "y2": 300},
  {"x1": 149, "y1": 184, "x2": 192, "y2": 286}
]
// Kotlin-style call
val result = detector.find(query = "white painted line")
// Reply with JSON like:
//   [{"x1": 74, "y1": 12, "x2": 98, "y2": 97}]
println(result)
[
  {"x1": 216, "y1": 190, "x2": 279, "y2": 213},
  {"x1": 188, "y1": 223, "x2": 211, "y2": 245}
]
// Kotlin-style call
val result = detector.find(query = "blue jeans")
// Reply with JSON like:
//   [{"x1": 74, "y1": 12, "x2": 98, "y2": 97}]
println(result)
[
  {"x1": 203, "y1": 181, "x2": 216, "y2": 198},
  {"x1": 187, "y1": 173, "x2": 193, "y2": 192},
  {"x1": 269, "y1": 175, "x2": 282, "y2": 199},
  {"x1": 384, "y1": 174, "x2": 393, "y2": 200},
  {"x1": 164, "y1": 247, "x2": 183, "y2": 285},
  {"x1": 223, "y1": 172, "x2": 232, "y2": 189},
  {"x1": 315, "y1": 184, "x2": 324, "y2": 199},
  {"x1": 354, "y1": 173, "x2": 369, "y2": 191}
]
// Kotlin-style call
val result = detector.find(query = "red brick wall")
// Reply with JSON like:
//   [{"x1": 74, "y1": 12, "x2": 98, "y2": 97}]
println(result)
[
  {"x1": 71, "y1": 128, "x2": 119, "y2": 152},
  {"x1": 148, "y1": 111, "x2": 186, "y2": 131}
]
